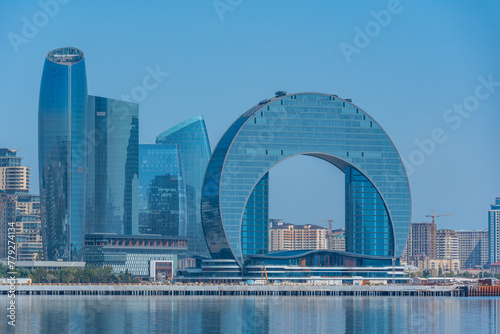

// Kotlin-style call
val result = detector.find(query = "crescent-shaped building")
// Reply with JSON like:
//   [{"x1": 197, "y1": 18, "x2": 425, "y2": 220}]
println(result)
[{"x1": 201, "y1": 92, "x2": 411, "y2": 271}]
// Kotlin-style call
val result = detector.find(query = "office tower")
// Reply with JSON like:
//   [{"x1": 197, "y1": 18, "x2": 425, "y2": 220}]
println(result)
[
  {"x1": 435, "y1": 229, "x2": 459, "y2": 261},
  {"x1": 405, "y1": 222, "x2": 436, "y2": 261},
  {"x1": 156, "y1": 116, "x2": 211, "y2": 257},
  {"x1": 269, "y1": 222, "x2": 328, "y2": 251},
  {"x1": 38, "y1": 47, "x2": 88, "y2": 261},
  {"x1": 87, "y1": 96, "x2": 139, "y2": 235},
  {"x1": 457, "y1": 230, "x2": 488, "y2": 269},
  {"x1": 139, "y1": 144, "x2": 186, "y2": 237},
  {"x1": 0, "y1": 148, "x2": 31, "y2": 194},
  {"x1": 489, "y1": 198, "x2": 500, "y2": 264}
]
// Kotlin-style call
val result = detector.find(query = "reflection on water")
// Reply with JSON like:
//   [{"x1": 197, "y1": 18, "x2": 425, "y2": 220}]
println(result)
[{"x1": 1, "y1": 295, "x2": 499, "y2": 333}]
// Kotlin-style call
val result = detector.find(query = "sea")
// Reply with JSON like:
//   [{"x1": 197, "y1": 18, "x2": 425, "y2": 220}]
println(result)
[{"x1": 1, "y1": 295, "x2": 499, "y2": 333}]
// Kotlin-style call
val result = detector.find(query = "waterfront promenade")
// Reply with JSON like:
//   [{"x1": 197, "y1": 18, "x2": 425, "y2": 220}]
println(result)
[{"x1": 0, "y1": 283, "x2": 471, "y2": 297}]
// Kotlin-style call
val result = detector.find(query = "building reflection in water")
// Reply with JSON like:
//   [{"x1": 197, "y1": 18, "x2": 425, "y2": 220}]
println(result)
[{"x1": 3, "y1": 295, "x2": 500, "y2": 333}]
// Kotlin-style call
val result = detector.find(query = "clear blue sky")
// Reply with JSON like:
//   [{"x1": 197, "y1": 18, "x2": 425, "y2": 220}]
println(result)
[{"x1": 1, "y1": 0, "x2": 499, "y2": 231}]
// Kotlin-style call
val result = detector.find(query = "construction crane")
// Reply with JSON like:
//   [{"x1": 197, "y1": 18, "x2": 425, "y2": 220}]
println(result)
[
  {"x1": 318, "y1": 218, "x2": 334, "y2": 250},
  {"x1": 261, "y1": 262, "x2": 270, "y2": 284},
  {"x1": 425, "y1": 211, "x2": 453, "y2": 225},
  {"x1": 425, "y1": 211, "x2": 452, "y2": 259}
]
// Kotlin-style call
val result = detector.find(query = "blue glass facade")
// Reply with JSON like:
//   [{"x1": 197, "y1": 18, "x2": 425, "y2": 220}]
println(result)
[
  {"x1": 156, "y1": 116, "x2": 211, "y2": 257},
  {"x1": 241, "y1": 173, "x2": 269, "y2": 256},
  {"x1": 139, "y1": 144, "x2": 186, "y2": 237},
  {"x1": 201, "y1": 92, "x2": 411, "y2": 268},
  {"x1": 345, "y1": 167, "x2": 392, "y2": 256},
  {"x1": 87, "y1": 96, "x2": 139, "y2": 235},
  {"x1": 38, "y1": 47, "x2": 88, "y2": 261}
]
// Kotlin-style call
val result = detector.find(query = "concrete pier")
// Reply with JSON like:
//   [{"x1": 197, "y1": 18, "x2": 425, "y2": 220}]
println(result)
[{"x1": 0, "y1": 284, "x2": 468, "y2": 297}]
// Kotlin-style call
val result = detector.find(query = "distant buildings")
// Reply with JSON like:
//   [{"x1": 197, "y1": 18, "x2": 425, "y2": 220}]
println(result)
[
  {"x1": 331, "y1": 228, "x2": 346, "y2": 251},
  {"x1": 435, "y1": 229, "x2": 459, "y2": 261},
  {"x1": 404, "y1": 223, "x2": 489, "y2": 272},
  {"x1": 405, "y1": 222, "x2": 436, "y2": 262},
  {"x1": 428, "y1": 259, "x2": 460, "y2": 275},
  {"x1": 269, "y1": 222, "x2": 328, "y2": 251},
  {"x1": 0, "y1": 149, "x2": 31, "y2": 194},
  {"x1": 489, "y1": 197, "x2": 500, "y2": 264},
  {"x1": 0, "y1": 149, "x2": 41, "y2": 262},
  {"x1": 456, "y1": 230, "x2": 488, "y2": 269},
  {"x1": 14, "y1": 194, "x2": 42, "y2": 261},
  {"x1": 0, "y1": 190, "x2": 16, "y2": 260}
]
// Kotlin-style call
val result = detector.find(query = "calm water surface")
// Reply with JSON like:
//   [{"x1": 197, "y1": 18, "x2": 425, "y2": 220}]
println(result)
[{"x1": 1, "y1": 295, "x2": 499, "y2": 333}]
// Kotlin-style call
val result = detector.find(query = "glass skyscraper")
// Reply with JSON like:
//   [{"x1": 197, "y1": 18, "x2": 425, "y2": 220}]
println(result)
[
  {"x1": 87, "y1": 95, "x2": 139, "y2": 235},
  {"x1": 38, "y1": 47, "x2": 88, "y2": 261},
  {"x1": 201, "y1": 92, "x2": 411, "y2": 269},
  {"x1": 489, "y1": 197, "x2": 500, "y2": 264},
  {"x1": 156, "y1": 116, "x2": 211, "y2": 257},
  {"x1": 139, "y1": 144, "x2": 186, "y2": 237}
]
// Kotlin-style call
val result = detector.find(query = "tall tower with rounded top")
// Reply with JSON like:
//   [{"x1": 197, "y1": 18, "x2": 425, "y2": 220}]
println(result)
[{"x1": 39, "y1": 47, "x2": 88, "y2": 261}]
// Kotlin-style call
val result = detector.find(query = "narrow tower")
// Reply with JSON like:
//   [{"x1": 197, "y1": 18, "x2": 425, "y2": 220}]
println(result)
[{"x1": 38, "y1": 47, "x2": 88, "y2": 261}]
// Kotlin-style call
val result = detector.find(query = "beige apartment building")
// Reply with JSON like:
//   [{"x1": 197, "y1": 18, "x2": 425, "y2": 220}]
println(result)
[{"x1": 269, "y1": 223, "x2": 328, "y2": 251}]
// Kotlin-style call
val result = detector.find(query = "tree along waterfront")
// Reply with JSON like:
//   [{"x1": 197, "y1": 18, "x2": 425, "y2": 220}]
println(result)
[{"x1": 0, "y1": 263, "x2": 140, "y2": 284}]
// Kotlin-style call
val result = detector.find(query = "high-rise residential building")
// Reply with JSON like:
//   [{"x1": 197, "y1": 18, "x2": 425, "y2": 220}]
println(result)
[
  {"x1": 15, "y1": 215, "x2": 43, "y2": 261},
  {"x1": 330, "y1": 228, "x2": 346, "y2": 251},
  {"x1": 39, "y1": 47, "x2": 88, "y2": 261},
  {"x1": 156, "y1": 116, "x2": 211, "y2": 257},
  {"x1": 14, "y1": 194, "x2": 42, "y2": 261},
  {"x1": 489, "y1": 198, "x2": 500, "y2": 264},
  {"x1": 435, "y1": 229, "x2": 459, "y2": 261},
  {"x1": 139, "y1": 144, "x2": 186, "y2": 237},
  {"x1": 405, "y1": 222, "x2": 436, "y2": 262},
  {"x1": 269, "y1": 223, "x2": 328, "y2": 251},
  {"x1": 457, "y1": 230, "x2": 488, "y2": 269},
  {"x1": 0, "y1": 148, "x2": 42, "y2": 261},
  {"x1": 0, "y1": 190, "x2": 16, "y2": 260},
  {"x1": 15, "y1": 194, "x2": 40, "y2": 216},
  {"x1": 87, "y1": 95, "x2": 139, "y2": 235},
  {"x1": 0, "y1": 149, "x2": 31, "y2": 194}
]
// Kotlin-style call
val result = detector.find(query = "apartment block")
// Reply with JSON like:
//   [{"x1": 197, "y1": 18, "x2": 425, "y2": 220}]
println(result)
[{"x1": 269, "y1": 223, "x2": 328, "y2": 251}]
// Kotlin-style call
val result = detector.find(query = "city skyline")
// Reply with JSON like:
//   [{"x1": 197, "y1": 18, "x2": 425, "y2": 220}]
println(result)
[{"x1": 1, "y1": 1, "x2": 499, "y2": 231}]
